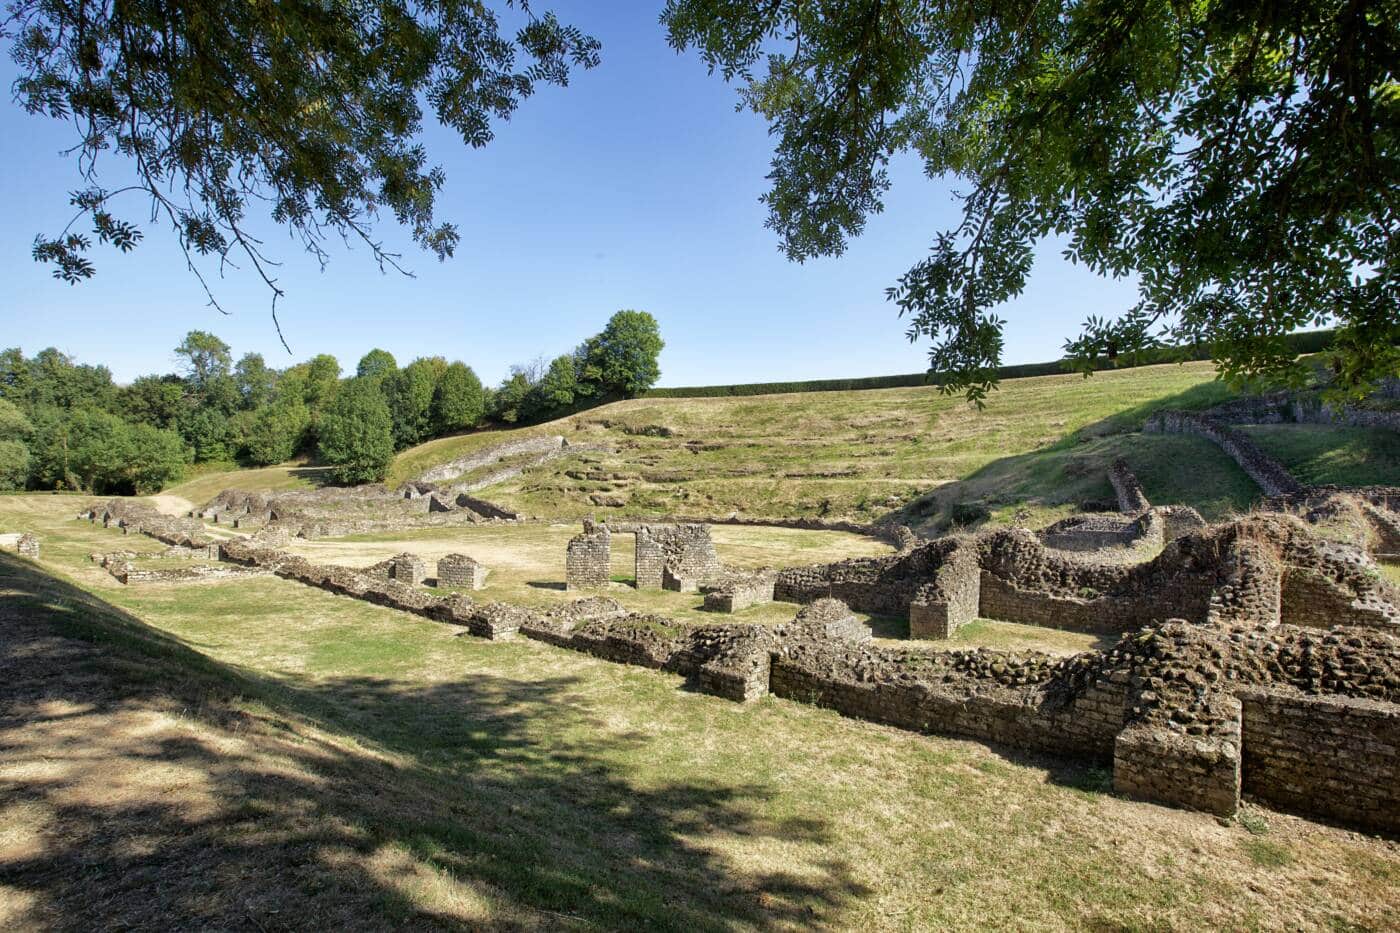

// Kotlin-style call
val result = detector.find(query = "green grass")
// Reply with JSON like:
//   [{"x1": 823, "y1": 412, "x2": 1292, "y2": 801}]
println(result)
[
  {"x1": 170, "y1": 363, "x2": 1395, "y2": 535},
  {"x1": 1241, "y1": 425, "x2": 1400, "y2": 487},
  {"x1": 161, "y1": 461, "x2": 330, "y2": 504},
  {"x1": 5, "y1": 492, "x2": 1400, "y2": 930}
]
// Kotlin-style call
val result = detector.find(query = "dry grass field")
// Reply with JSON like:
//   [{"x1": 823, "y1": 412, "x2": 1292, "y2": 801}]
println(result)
[{"x1": 3, "y1": 494, "x2": 1400, "y2": 930}]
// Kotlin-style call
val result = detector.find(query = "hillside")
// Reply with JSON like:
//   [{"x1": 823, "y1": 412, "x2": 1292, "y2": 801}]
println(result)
[{"x1": 169, "y1": 362, "x2": 1400, "y2": 532}]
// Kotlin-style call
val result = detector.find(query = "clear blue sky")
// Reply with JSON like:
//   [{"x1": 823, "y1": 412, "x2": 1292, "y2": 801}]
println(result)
[{"x1": 0, "y1": 3, "x2": 1140, "y2": 387}]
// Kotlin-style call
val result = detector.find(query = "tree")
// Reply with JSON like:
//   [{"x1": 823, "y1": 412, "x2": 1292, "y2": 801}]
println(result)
[
  {"x1": 492, "y1": 372, "x2": 533, "y2": 424},
  {"x1": 0, "y1": 440, "x2": 27, "y2": 490},
  {"x1": 357, "y1": 349, "x2": 398, "y2": 382},
  {"x1": 235, "y1": 353, "x2": 277, "y2": 409},
  {"x1": 245, "y1": 401, "x2": 310, "y2": 466},
  {"x1": 0, "y1": 399, "x2": 29, "y2": 490},
  {"x1": 174, "y1": 331, "x2": 232, "y2": 389},
  {"x1": 664, "y1": 1, "x2": 1400, "y2": 401},
  {"x1": 178, "y1": 408, "x2": 232, "y2": 462},
  {"x1": 0, "y1": 398, "x2": 32, "y2": 440},
  {"x1": 535, "y1": 354, "x2": 580, "y2": 409},
  {"x1": 117, "y1": 375, "x2": 186, "y2": 430},
  {"x1": 8, "y1": 0, "x2": 600, "y2": 329},
  {"x1": 384, "y1": 357, "x2": 445, "y2": 448},
  {"x1": 317, "y1": 379, "x2": 395, "y2": 485},
  {"x1": 432, "y1": 362, "x2": 486, "y2": 434},
  {"x1": 583, "y1": 310, "x2": 664, "y2": 396},
  {"x1": 112, "y1": 422, "x2": 188, "y2": 493}
]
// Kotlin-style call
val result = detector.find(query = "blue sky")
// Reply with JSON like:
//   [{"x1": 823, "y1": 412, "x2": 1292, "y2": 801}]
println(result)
[{"x1": 0, "y1": 3, "x2": 1140, "y2": 387}]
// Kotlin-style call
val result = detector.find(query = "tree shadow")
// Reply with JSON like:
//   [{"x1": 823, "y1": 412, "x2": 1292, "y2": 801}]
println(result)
[
  {"x1": 881, "y1": 380, "x2": 1255, "y2": 533},
  {"x1": 0, "y1": 553, "x2": 869, "y2": 929}
]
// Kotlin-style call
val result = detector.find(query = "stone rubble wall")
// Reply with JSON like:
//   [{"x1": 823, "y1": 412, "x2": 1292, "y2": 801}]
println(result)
[
  {"x1": 85, "y1": 501, "x2": 1400, "y2": 832},
  {"x1": 702, "y1": 568, "x2": 777, "y2": 613},
  {"x1": 1108, "y1": 458, "x2": 1151, "y2": 513},
  {"x1": 565, "y1": 525, "x2": 612, "y2": 590},
  {"x1": 413, "y1": 434, "x2": 567, "y2": 485},
  {"x1": 1144, "y1": 411, "x2": 1305, "y2": 496}
]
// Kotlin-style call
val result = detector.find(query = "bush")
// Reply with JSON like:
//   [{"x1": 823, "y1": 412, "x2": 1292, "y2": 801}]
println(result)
[{"x1": 317, "y1": 378, "x2": 395, "y2": 484}]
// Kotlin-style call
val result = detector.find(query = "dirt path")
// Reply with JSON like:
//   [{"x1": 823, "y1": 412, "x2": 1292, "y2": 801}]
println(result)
[{"x1": 149, "y1": 494, "x2": 195, "y2": 517}]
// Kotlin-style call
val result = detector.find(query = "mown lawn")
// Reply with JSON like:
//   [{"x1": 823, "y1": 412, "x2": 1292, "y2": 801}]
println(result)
[{"x1": 3, "y1": 494, "x2": 1399, "y2": 930}]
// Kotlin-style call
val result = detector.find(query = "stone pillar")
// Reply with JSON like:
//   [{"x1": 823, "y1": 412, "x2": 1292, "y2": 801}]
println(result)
[
  {"x1": 391, "y1": 553, "x2": 428, "y2": 585},
  {"x1": 634, "y1": 529, "x2": 665, "y2": 589},
  {"x1": 438, "y1": 554, "x2": 488, "y2": 590},
  {"x1": 566, "y1": 526, "x2": 611, "y2": 590},
  {"x1": 1113, "y1": 697, "x2": 1242, "y2": 818}
]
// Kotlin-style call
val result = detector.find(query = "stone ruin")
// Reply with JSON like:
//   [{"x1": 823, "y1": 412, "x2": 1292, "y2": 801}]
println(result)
[
  {"x1": 88, "y1": 497, "x2": 1400, "y2": 832},
  {"x1": 16, "y1": 533, "x2": 39, "y2": 559},
  {"x1": 437, "y1": 553, "x2": 488, "y2": 590},
  {"x1": 565, "y1": 519, "x2": 721, "y2": 592}
]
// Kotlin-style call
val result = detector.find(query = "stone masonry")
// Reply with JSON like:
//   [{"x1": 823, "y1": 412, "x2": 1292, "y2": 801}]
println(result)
[
  {"x1": 16, "y1": 533, "x2": 39, "y2": 559},
  {"x1": 437, "y1": 553, "x2": 488, "y2": 590},
  {"x1": 391, "y1": 553, "x2": 428, "y2": 586},
  {"x1": 566, "y1": 521, "x2": 612, "y2": 590}
]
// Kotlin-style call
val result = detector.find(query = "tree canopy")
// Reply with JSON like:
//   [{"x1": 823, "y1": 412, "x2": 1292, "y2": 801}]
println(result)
[
  {"x1": 663, "y1": 0, "x2": 1399, "y2": 401},
  {"x1": 6, "y1": 0, "x2": 601, "y2": 330}
]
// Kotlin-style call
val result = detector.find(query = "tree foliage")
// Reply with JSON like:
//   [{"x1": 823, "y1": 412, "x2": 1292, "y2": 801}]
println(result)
[
  {"x1": 664, "y1": 0, "x2": 1400, "y2": 402},
  {"x1": 356, "y1": 349, "x2": 398, "y2": 382},
  {"x1": 5, "y1": 0, "x2": 601, "y2": 324},
  {"x1": 245, "y1": 400, "x2": 310, "y2": 466},
  {"x1": 432, "y1": 362, "x2": 486, "y2": 434},
  {"x1": 582, "y1": 310, "x2": 664, "y2": 397},
  {"x1": 318, "y1": 378, "x2": 394, "y2": 484}
]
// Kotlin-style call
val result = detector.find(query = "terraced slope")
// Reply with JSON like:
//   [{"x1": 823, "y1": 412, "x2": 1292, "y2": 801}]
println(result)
[{"x1": 170, "y1": 362, "x2": 1399, "y2": 532}]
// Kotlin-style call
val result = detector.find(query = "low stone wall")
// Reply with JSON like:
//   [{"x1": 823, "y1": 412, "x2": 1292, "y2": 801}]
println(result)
[
  {"x1": 1144, "y1": 411, "x2": 1304, "y2": 496},
  {"x1": 702, "y1": 569, "x2": 777, "y2": 612},
  {"x1": 1108, "y1": 458, "x2": 1151, "y2": 513},
  {"x1": 1240, "y1": 688, "x2": 1400, "y2": 832},
  {"x1": 86, "y1": 500, "x2": 1400, "y2": 833},
  {"x1": 566, "y1": 524, "x2": 612, "y2": 590}
]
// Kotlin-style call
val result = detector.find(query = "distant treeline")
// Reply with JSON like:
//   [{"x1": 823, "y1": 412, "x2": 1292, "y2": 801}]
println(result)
[
  {"x1": 645, "y1": 329, "x2": 1338, "y2": 399},
  {"x1": 0, "y1": 310, "x2": 664, "y2": 493}
]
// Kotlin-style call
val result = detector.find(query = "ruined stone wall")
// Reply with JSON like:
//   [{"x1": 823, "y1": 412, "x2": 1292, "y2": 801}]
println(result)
[
  {"x1": 1144, "y1": 411, "x2": 1304, "y2": 496},
  {"x1": 415, "y1": 435, "x2": 567, "y2": 484},
  {"x1": 908, "y1": 540, "x2": 980, "y2": 639},
  {"x1": 16, "y1": 533, "x2": 39, "y2": 558},
  {"x1": 1108, "y1": 458, "x2": 1151, "y2": 513},
  {"x1": 391, "y1": 553, "x2": 427, "y2": 585},
  {"x1": 566, "y1": 526, "x2": 611, "y2": 590},
  {"x1": 702, "y1": 569, "x2": 777, "y2": 613},
  {"x1": 437, "y1": 554, "x2": 488, "y2": 590},
  {"x1": 1239, "y1": 688, "x2": 1400, "y2": 833}
]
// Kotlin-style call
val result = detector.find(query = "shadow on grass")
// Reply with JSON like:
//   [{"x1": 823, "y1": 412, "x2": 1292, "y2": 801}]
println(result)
[
  {"x1": 885, "y1": 380, "x2": 1258, "y2": 533},
  {"x1": 0, "y1": 553, "x2": 868, "y2": 929}
]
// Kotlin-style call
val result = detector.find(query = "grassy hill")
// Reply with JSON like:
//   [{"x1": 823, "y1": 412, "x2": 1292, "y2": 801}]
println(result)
[
  {"x1": 382, "y1": 363, "x2": 1265, "y2": 531},
  {"x1": 169, "y1": 362, "x2": 1400, "y2": 531}
]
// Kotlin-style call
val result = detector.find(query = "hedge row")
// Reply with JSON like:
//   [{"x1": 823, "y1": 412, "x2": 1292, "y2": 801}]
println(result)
[{"x1": 644, "y1": 330, "x2": 1337, "y2": 399}]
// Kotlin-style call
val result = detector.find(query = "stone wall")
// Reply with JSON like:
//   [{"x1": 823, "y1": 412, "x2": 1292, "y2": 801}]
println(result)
[
  {"x1": 1239, "y1": 688, "x2": 1400, "y2": 833},
  {"x1": 1108, "y1": 458, "x2": 1151, "y2": 513},
  {"x1": 908, "y1": 540, "x2": 980, "y2": 638},
  {"x1": 391, "y1": 553, "x2": 427, "y2": 585},
  {"x1": 702, "y1": 569, "x2": 777, "y2": 613},
  {"x1": 87, "y1": 499, "x2": 1400, "y2": 833},
  {"x1": 1144, "y1": 411, "x2": 1305, "y2": 496},
  {"x1": 566, "y1": 524, "x2": 612, "y2": 590}
]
